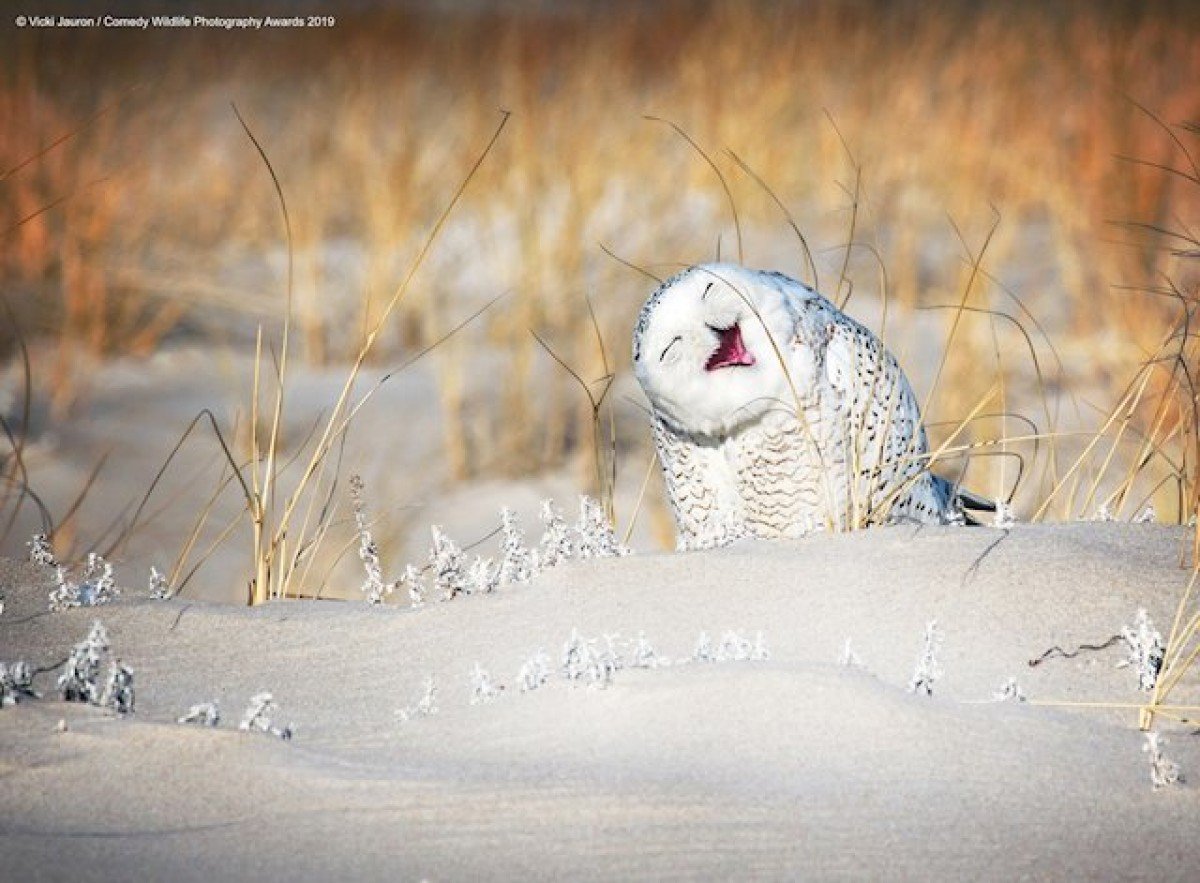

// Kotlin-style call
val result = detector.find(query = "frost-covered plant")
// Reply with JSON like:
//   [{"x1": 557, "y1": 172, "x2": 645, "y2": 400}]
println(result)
[
  {"x1": 148, "y1": 566, "x2": 170, "y2": 600},
  {"x1": 470, "y1": 664, "x2": 502, "y2": 704},
  {"x1": 47, "y1": 565, "x2": 78, "y2": 612},
  {"x1": 991, "y1": 677, "x2": 1026, "y2": 702},
  {"x1": 1143, "y1": 731, "x2": 1183, "y2": 790},
  {"x1": 628, "y1": 632, "x2": 662, "y2": 669},
  {"x1": 993, "y1": 501, "x2": 1015, "y2": 529},
  {"x1": 517, "y1": 649, "x2": 551, "y2": 692},
  {"x1": 101, "y1": 660, "x2": 135, "y2": 714},
  {"x1": 561, "y1": 629, "x2": 616, "y2": 687},
  {"x1": 58, "y1": 620, "x2": 110, "y2": 703},
  {"x1": 397, "y1": 676, "x2": 439, "y2": 721},
  {"x1": 907, "y1": 620, "x2": 943, "y2": 696},
  {"x1": 467, "y1": 555, "x2": 500, "y2": 595},
  {"x1": 351, "y1": 474, "x2": 395, "y2": 605},
  {"x1": 178, "y1": 702, "x2": 220, "y2": 726},
  {"x1": 498, "y1": 507, "x2": 535, "y2": 586},
  {"x1": 1133, "y1": 505, "x2": 1157, "y2": 524},
  {"x1": 693, "y1": 631, "x2": 718, "y2": 663},
  {"x1": 401, "y1": 564, "x2": 426, "y2": 607},
  {"x1": 575, "y1": 496, "x2": 629, "y2": 559},
  {"x1": 718, "y1": 631, "x2": 753, "y2": 661},
  {"x1": 48, "y1": 552, "x2": 120, "y2": 613},
  {"x1": 592, "y1": 634, "x2": 620, "y2": 687},
  {"x1": 0, "y1": 660, "x2": 39, "y2": 707},
  {"x1": 78, "y1": 553, "x2": 118, "y2": 606},
  {"x1": 840, "y1": 638, "x2": 863, "y2": 668},
  {"x1": 28, "y1": 532, "x2": 58, "y2": 568},
  {"x1": 562, "y1": 628, "x2": 588, "y2": 682},
  {"x1": 708, "y1": 631, "x2": 770, "y2": 662},
  {"x1": 537, "y1": 499, "x2": 574, "y2": 569},
  {"x1": 1118, "y1": 609, "x2": 1164, "y2": 692},
  {"x1": 1094, "y1": 504, "x2": 1115, "y2": 522},
  {"x1": 239, "y1": 692, "x2": 293, "y2": 740},
  {"x1": 429, "y1": 525, "x2": 467, "y2": 600}
]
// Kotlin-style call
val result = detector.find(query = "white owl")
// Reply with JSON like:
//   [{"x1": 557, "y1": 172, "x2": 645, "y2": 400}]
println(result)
[{"x1": 632, "y1": 263, "x2": 989, "y2": 550}]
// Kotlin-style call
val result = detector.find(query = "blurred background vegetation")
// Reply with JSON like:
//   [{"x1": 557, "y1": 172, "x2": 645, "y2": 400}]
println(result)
[{"x1": 1, "y1": 1, "x2": 1198, "y2": 591}]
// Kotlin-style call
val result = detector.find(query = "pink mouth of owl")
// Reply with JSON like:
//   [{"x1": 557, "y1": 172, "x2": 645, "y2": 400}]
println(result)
[{"x1": 704, "y1": 323, "x2": 756, "y2": 371}]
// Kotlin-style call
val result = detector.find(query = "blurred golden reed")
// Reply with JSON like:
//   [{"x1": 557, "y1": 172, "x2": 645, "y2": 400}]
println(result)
[{"x1": 1, "y1": 0, "x2": 1197, "y2": 523}]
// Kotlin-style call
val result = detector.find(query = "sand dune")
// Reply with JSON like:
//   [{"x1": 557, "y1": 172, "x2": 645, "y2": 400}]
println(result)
[{"x1": 1, "y1": 523, "x2": 1197, "y2": 881}]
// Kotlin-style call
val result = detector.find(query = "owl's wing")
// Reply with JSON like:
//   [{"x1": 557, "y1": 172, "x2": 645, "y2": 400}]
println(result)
[
  {"x1": 816, "y1": 313, "x2": 937, "y2": 524},
  {"x1": 652, "y1": 414, "x2": 747, "y2": 550}
]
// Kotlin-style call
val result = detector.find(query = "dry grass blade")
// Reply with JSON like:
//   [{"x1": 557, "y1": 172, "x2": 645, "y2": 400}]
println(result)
[
  {"x1": 531, "y1": 326, "x2": 617, "y2": 514},
  {"x1": 726, "y1": 149, "x2": 819, "y2": 291},
  {"x1": 231, "y1": 103, "x2": 293, "y2": 605},
  {"x1": 225, "y1": 110, "x2": 509, "y2": 603},
  {"x1": 599, "y1": 242, "x2": 663, "y2": 285},
  {"x1": 0, "y1": 83, "x2": 140, "y2": 184},
  {"x1": 645, "y1": 115, "x2": 743, "y2": 265},
  {"x1": 0, "y1": 292, "x2": 53, "y2": 541},
  {"x1": 921, "y1": 209, "x2": 1001, "y2": 422},
  {"x1": 823, "y1": 110, "x2": 864, "y2": 311}
]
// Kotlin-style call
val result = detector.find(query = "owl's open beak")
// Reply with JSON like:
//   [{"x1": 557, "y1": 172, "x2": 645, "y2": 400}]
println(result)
[{"x1": 704, "y1": 323, "x2": 756, "y2": 371}]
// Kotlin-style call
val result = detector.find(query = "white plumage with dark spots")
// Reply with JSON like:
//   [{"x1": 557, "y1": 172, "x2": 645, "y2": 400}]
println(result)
[{"x1": 632, "y1": 262, "x2": 988, "y2": 550}]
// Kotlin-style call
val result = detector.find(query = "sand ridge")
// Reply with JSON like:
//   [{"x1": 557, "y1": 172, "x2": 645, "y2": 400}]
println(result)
[{"x1": 0, "y1": 523, "x2": 1197, "y2": 881}]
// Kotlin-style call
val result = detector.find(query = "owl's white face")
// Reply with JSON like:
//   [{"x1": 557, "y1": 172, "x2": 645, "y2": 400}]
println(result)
[{"x1": 633, "y1": 263, "x2": 804, "y2": 439}]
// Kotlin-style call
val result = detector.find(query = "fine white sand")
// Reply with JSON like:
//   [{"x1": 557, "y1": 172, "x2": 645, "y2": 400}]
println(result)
[{"x1": 1, "y1": 522, "x2": 1197, "y2": 881}]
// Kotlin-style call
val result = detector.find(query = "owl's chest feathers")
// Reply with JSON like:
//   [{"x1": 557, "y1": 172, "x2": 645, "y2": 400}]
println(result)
[{"x1": 726, "y1": 408, "x2": 826, "y2": 536}]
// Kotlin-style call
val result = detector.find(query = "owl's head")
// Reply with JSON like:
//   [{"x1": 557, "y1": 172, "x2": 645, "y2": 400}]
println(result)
[{"x1": 633, "y1": 263, "x2": 810, "y2": 439}]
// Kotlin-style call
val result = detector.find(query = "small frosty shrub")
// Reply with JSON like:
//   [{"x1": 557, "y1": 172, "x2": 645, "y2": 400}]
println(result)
[
  {"x1": 401, "y1": 563, "x2": 426, "y2": 607},
  {"x1": 575, "y1": 496, "x2": 629, "y2": 559},
  {"x1": 467, "y1": 556, "x2": 499, "y2": 595},
  {"x1": 351, "y1": 474, "x2": 395, "y2": 605},
  {"x1": 1143, "y1": 731, "x2": 1183, "y2": 790},
  {"x1": 592, "y1": 635, "x2": 620, "y2": 688},
  {"x1": 993, "y1": 501, "x2": 1016, "y2": 529},
  {"x1": 1118, "y1": 609, "x2": 1164, "y2": 692},
  {"x1": 239, "y1": 692, "x2": 293, "y2": 740},
  {"x1": 178, "y1": 702, "x2": 220, "y2": 727},
  {"x1": 47, "y1": 565, "x2": 78, "y2": 613},
  {"x1": 991, "y1": 677, "x2": 1027, "y2": 703},
  {"x1": 1094, "y1": 504, "x2": 1115, "y2": 522},
  {"x1": 1133, "y1": 505, "x2": 1157, "y2": 524},
  {"x1": 560, "y1": 629, "x2": 616, "y2": 688},
  {"x1": 718, "y1": 631, "x2": 752, "y2": 661},
  {"x1": 517, "y1": 649, "x2": 551, "y2": 693},
  {"x1": 397, "y1": 676, "x2": 438, "y2": 721},
  {"x1": 28, "y1": 532, "x2": 58, "y2": 568},
  {"x1": 839, "y1": 638, "x2": 863, "y2": 668},
  {"x1": 537, "y1": 499, "x2": 574, "y2": 569},
  {"x1": 0, "y1": 660, "x2": 39, "y2": 707},
  {"x1": 48, "y1": 552, "x2": 120, "y2": 613},
  {"x1": 470, "y1": 664, "x2": 502, "y2": 704},
  {"x1": 78, "y1": 553, "x2": 119, "y2": 606},
  {"x1": 628, "y1": 632, "x2": 662, "y2": 669},
  {"x1": 562, "y1": 628, "x2": 588, "y2": 682},
  {"x1": 691, "y1": 630, "x2": 766, "y2": 662},
  {"x1": 498, "y1": 507, "x2": 534, "y2": 586},
  {"x1": 148, "y1": 566, "x2": 170, "y2": 600},
  {"x1": 693, "y1": 631, "x2": 718, "y2": 663},
  {"x1": 429, "y1": 525, "x2": 467, "y2": 601},
  {"x1": 58, "y1": 620, "x2": 110, "y2": 703},
  {"x1": 907, "y1": 620, "x2": 943, "y2": 697},
  {"x1": 101, "y1": 660, "x2": 135, "y2": 714}
]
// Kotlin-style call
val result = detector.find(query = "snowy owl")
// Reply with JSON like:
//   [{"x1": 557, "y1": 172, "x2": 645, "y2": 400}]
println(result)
[{"x1": 632, "y1": 263, "x2": 989, "y2": 550}]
